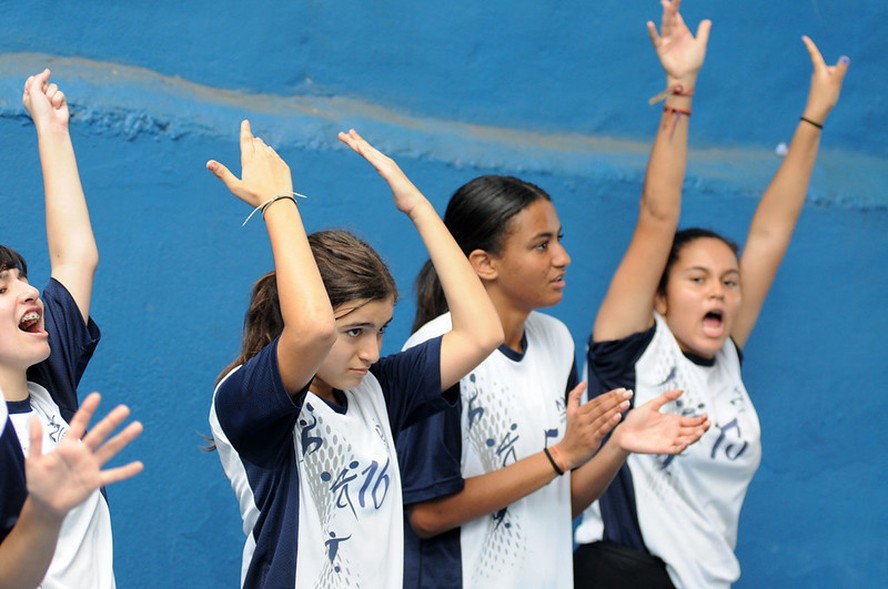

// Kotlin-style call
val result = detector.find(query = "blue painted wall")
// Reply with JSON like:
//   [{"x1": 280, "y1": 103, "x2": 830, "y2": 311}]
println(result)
[{"x1": 0, "y1": 1, "x2": 885, "y2": 587}]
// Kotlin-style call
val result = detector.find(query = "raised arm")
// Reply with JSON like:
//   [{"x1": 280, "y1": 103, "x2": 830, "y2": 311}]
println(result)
[
  {"x1": 23, "y1": 69, "x2": 97, "y2": 323},
  {"x1": 338, "y1": 130, "x2": 503, "y2": 390},
  {"x1": 0, "y1": 393, "x2": 142, "y2": 589},
  {"x1": 731, "y1": 37, "x2": 849, "y2": 347},
  {"x1": 207, "y1": 121, "x2": 336, "y2": 394},
  {"x1": 593, "y1": 0, "x2": 711, "y2": 342}
]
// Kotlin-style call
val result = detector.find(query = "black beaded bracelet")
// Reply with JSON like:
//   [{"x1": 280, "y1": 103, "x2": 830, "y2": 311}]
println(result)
[
  {"x1": 800, "y1": 116, "x2": 824, "y2": 130},
  {"x1": 543, "y1": 447, "x2": 564, "y2": 476}
]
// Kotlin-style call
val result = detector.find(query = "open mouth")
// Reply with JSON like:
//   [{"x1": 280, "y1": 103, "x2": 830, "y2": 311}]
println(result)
[
  {"x1": 702, "y1": 310, "x2": 724, "y2": 332},
  {"x1": 18, "y1": 311, "x2": 41, "y2": 333}
]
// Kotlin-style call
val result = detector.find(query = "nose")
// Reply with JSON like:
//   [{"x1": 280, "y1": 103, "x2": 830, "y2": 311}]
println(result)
[
  {"x1": 709, "y1": 280, "x2": 725, "y2": 299},
  {"x1": 18, "y1": 280, "x2": 39, "y2": 302},
  {"x1": 553, "y1": 241, "x2": 571, "y2": 268},
  {"x1": 358, "y1": 335, "x2": 381, "y2": 365}
]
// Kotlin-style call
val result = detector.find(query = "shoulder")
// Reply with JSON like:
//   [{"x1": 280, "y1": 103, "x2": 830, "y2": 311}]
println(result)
[
  {"x1": 404, "y1": 313, "x2": 452, "y2": 350},
  {"x1": 526, "y1": 311, "x2": 573, "y2": 348}
]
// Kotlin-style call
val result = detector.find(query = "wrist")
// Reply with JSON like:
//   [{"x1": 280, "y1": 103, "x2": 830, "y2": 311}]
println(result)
[
  {"x1": 34, "y1": 119, "x2": 70, "y2": 137},
  {"x1": 22, "y1": 496, "x2": 67, "y2": 527},
  {"x1": 546, "y1": 444, "x2": 570, "y2": 475},
  {"x1": 665, "y1": 74, "x2": 697, "y2": 95}
]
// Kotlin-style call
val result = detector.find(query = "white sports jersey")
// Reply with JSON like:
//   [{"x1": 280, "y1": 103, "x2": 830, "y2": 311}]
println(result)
[
  {"x1": 211, "y1": 336, "x2": 446, "y2": 589},
  {"x1": 8, "y1": 383, "x2": 115, "y2": 589},
  {"x1": 401, "y1": 311, "x2": 576, "y2": 589},
  {"x1": 575, "y1": 313, "x2": 761, "y2": 588}
]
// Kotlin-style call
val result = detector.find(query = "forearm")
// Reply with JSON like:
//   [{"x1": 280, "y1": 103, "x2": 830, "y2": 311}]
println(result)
[
  {"x1": 0, "y1": 498, "x2": 64, "y2": 589},
  {"x1": 408, "y1": 201, "x2": 503, "y2": 388},
  {"x1": 748, "y1": 121, "x2": 822, "y2": 243},
  {"x1": 39, "y1": 124, "x2": 97, "y2": 275},
  {"x1": 569, "y1": 438, "x2": 630, "y2": 517},
  {"x1": 264, "y1": 201, "x2": 336, "y2": 392},
  {"x1": 408, "y1": 450, "x2": 559, "y2": 539}
]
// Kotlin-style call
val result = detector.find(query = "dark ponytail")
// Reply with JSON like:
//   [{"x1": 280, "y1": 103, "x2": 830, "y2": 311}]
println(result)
[{"x1": 412, "y1": 175, "x2": 551, "y2": 332}]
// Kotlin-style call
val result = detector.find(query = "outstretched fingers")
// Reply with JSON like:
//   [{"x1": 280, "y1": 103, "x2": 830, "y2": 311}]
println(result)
[
  {"x1": 339, "y1": 129, "x2": 425, "y2": 214},
  {"x1": 65, "y1": 392, "x2": 101, "y2": 441},
  {"x1": 100, "y1": 459, "x2": 145, "y2": 486}
]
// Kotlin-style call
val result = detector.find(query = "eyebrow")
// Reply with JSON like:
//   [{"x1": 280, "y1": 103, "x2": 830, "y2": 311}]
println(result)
[
  {"x1": 683, "y1": 266, "x2": 740, "y2": 276},
  {"x1": 529, "y1": 227, "x2": 563, "y2": 241},
  {"x1": 342, "y1": 317, "x2": 394, "y2": 330}
]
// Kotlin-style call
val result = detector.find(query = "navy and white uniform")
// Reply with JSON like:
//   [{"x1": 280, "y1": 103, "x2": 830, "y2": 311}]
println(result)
[
  {"x1": 398, "y1": 312, "x2": 577, "y2": 589},
  {"x1": 574, "y1": 313, "x2": 761, "y2": 589},
  {"x1": 210, "y1": 335, "x2": 450, "y2": 589},
  {"x1": 0, "y1": 279, "x2": 112, "y2": 589}
]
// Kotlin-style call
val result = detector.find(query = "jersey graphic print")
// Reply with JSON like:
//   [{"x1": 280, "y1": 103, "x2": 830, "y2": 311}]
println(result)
[
  {"x1": 629, "y1": 314, "x2": 761, "y2": 587},
  {"x1": 296, "y1": 393, "x2": 401, "y2": 588},
  {"x1": 460, "y1": 369, "x2": 565, "y2": 586}
]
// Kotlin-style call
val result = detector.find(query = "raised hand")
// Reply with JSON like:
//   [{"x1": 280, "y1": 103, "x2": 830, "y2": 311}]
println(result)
[
  {"x1": 800, "y1": 36, "x2": 850, "y2": 125},
  {"x1": 338, "y1": 129, "x2": 426, "y2": 217},
  {"x1": 207, "y1": 120, "x2": 294, "y2": 209},
  {"x1": 26, "y1": 393, "x2": 143, "y2": 519},
  {"x1": 647, "y1": 0, "x2": 711, "y2": 90},
  {"x1": 22, "y1": 69, "x2": 69, "y2": 131},
  {"x1": 611, "y1": 389, "x2": 709, "y2": 455},
  {"x1": 556, "y1": 385, "x2": 632, "y2": 470}
]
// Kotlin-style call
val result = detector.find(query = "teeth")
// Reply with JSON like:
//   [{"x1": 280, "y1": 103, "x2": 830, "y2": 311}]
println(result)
[{"x1": 19, "y1": 312, "x2": 40, "y2": 327}]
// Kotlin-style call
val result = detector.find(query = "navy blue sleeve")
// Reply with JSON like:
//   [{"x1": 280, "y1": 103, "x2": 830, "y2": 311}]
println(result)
[
  {"x1": 587, "y1": 326, "x2": 655, "y2": 408},
  {"x1": 26, "y1": 278, "x2": 101, "y2": 422},
  {"x1": 371, "y1": 335, "x2": 454, "y2": 434},
  {"x1": 0, "y1": 425, "x2": 27, "y2": 543},
  {"x1": 565, "y1": 357, "x2": 578, "y2": 403},
  {"x1": 396, "y1": 395, "x2": 464, "y2": 506},
  {"x1": 213, "y1": 339, "x2": 308, "y2": 468},
  {"x1": 587, "y1": 326, "x2": 656, "y2": 553}
]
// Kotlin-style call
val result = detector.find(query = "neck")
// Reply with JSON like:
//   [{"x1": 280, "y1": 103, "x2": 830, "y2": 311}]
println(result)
[
  {"x1": 0, "y1": 366, "x2": 30, "y2": 402},
  {"x1": 308, "y1": 380, "x2": 336, "y2": 404}
]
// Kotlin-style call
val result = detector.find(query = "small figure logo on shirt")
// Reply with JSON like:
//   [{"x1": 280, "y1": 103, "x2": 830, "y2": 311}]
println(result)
[
  {"x1": 486, "y1": 423, "x2": 519, "y2": 468},
  {"x1": 325, "y1": 531, "x2": 351, "y2": 573},
  {"x1": 299, "y1": 402, "x2": 324, "y2": 457}
]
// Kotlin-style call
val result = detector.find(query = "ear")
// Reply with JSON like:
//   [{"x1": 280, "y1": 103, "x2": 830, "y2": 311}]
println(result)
[{"x1": 468, "y1": 249, "x2": 498, "y2": 281}]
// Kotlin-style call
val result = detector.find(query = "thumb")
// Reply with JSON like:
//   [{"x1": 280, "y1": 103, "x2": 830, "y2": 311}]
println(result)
[
  {"x1": 647, "y1": 389, "x2": 683, "y2": 413},
  {"x1": 695, "y1": 19, "x2": 712, "y2": 47},
  {"x1": 206, "y1": 160, "x2": 241, "y2": 193},
  {"x1": 834, "y1": 55, "x2": 851, "y2": 79}
]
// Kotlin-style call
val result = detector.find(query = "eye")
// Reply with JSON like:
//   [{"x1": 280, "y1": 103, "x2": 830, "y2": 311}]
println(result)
[
  {"x1": 557, "y1": 232, "x2": 565, "y2": 242},
  {"x1": 689, "y1": 276, "x2": 704, "y2": 284},
  {"x1": 345, "y1": 328, "x2": 362, "y2": 337},
  {"x1": 724, "y1": 279, "x2": 739, "y2": 288},
  {"x1": 535, "y1": 240, "x2": 549, "y2": 251}
]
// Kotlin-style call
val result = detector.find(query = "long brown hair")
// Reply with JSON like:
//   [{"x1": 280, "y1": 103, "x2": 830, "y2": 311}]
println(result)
[{"x1": 218, "y1": 229, "x2": 397, "y2": 382}]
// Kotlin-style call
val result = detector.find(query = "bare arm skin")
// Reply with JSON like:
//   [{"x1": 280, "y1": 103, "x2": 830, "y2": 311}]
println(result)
[{"x1": 207, "y1": 121, "x2": 337, "y2": 394}]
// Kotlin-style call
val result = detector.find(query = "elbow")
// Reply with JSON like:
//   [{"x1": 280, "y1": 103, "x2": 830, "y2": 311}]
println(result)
[
  {"x1": 282, "y1": 313, "x2": 337, "y2": 351},
  {"x1": 480, "y1": 322, "x2": 505, "y2": 355},
  {"x1": 407, "y1": 505, "x2": 451, "y2": 540}
]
